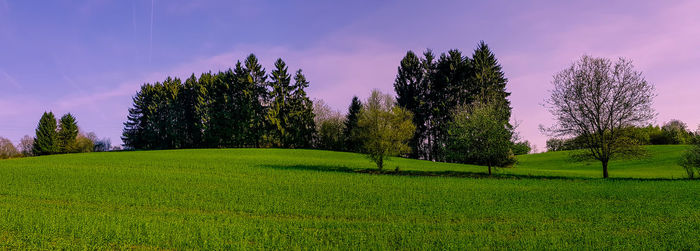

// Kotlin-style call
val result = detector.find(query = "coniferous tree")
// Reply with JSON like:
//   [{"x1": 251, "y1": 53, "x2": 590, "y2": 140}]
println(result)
[
  {"x1": 266, "y1": 59, "x2": 293, "y2": 147},
  {"x1": 57, "y1": 113, "x2": 79, "y2": 153},
  {"x1": 33, "y1": 112, "x2": 59, "y2": 155},
  {"x1": 243, "y1": 54, "x2": 268, "y2": 148},
  {"x1": 343, "y1": 96, "x2": 363, "y2": 152},
  {"x1": 180, "y1": 74, "x2": 207, "y2": 148},
  {"x1": 394, "y1": 51, "x2": 427, "y2": 158},
  {"x1": 288, "y1": 69, "x2": 315, "y2": 148},
  {"x1": 471, "y1": 41, "x2": 511, "y2": 125}
]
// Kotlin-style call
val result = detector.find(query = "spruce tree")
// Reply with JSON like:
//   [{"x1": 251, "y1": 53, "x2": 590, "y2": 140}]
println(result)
[
  {"x1": 471, "y1": 41, "x2": 511, "y2": 125},
  {"x1": 343, "y1": 96, "x2": 363, "y2": 152},
  {"x1": 244, "y1": 54, "x2": 268, "y2": 147},
  {"x1": 289, "y1": 69, "x2": 315, "y2": 148},
  {"x1": 57, "y1": 113, "x2": 79, "y2": 153},
  {"x1": 33, "y1": 112, "x2": 59, "y2": 156},
  {"x1": 266, "y1": 58, "x2": 293, "y2": 147},
  {"x1": 394, "y1": 51, "x2": 426, "y2": 158},
  {"x1": 180, "y1": 74, "x2": 207, "y2": 148}
]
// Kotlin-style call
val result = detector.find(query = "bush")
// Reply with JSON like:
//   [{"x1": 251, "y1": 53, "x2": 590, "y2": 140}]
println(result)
[
  {"x1": 679, "y1": 137, "x2": 700, "y2": 179},
  {"x1": 0, "y1": 137, "x2": 20, "y2": 159},
  {"x1": 512, "y1": 141, "x2": 531, "y2": 155}
]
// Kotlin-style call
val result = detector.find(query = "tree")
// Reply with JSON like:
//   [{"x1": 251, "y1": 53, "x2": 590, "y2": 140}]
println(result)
[
  {"x1": 661, "y1": 120, "x2": 691, "y2": 144},
  {"x1": 446, "y1": 98, "x2": 514, "y2": 175},
  {"x1": 33, "y1": 112, "x2": 59, "y2": 156},
  {"x1": 394, "y1": 51, "x2": 426, "y2": 158},
  {"x1": 287, "y1": 69, "x2": 316, "y2": 148},
  {"x1": 393, "y1": 43, "x2": 512, "y2": 162},
  {"x1": 343, "y1": 96, "x2": 363, "y2": 152},
  {"x1": 266, "y1": 59, "x2": 293, "y2": 148},
  {"x1": 471, "y1": 41, "x2": 511, "y2": 125},
  {"x1": 57, "y1": 113, "x2": 79, "y2": 153},
  {"x1": 679, "y1": 136, "x2": 700, "y2": 179},
  {"x1": 18, "y1": 135, "x2": 34, "y2": 157},
  {"x1": 0, "y1": 137, "x2": 20, "y2": 159},
  {"x1": 544, "y1": 55, "x2": 655, "y2": 178},
  {"x1": 74, "y1": 133, "x2": 95, "y2": 153},
  {"x1": 243, "y1": 54, "x2": 269, "y2": 148},
  {"x1": 357, "y1": 90, "x2": 415, "y2": 170},
  {"x1": 313, "y1": 99, "x2": 345, "y2": 151}
]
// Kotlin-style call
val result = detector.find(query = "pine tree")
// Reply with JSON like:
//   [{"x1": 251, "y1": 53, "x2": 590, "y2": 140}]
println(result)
[
  {"x1": 57, "y1": 113, "x2": 79, "y2": 153},
  {"x1": 180, "y1": 74, "x2": 207, "y2": 148},
  {"x1": 33, "y1": 112, "x2": 59, "y2": 156},
  {"x1": 266, "y1": 58, "x2": 293, "y2": 147},
  {"x1": 343, "y1": 96, "x2": 363, "y2": 152},
  {"x1": 244, "y1": 54, "x2": 268, "y2": 147},
  {"x1": 288, "y1": 69, "x2": 315, "y2": 148},
  {"x1": 471, "y1": 41, "x2": 511, "y2": 125},
  {"x1": 394, "y1": 51, "x2": 426, "y2": 158}
]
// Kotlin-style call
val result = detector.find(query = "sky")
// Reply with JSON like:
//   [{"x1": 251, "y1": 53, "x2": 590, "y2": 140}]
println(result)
[{"x1": 1, "y1": 0, "x2": 699, "y2": 151}]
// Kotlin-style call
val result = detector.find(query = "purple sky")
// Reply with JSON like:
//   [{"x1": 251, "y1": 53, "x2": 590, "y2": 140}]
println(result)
[{"x1": 1, "y1": 0, "x2": 699, "y2": 151}]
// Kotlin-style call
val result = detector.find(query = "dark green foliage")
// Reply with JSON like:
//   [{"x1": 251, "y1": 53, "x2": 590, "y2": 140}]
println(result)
[
  {"x1": 511, "y1": 141, "x2": 532, "y2": 155},
  {"x1": 32, "y1": 112, "x2": 59, "y2": 156},
  {"x1": 343, "y1": 96, "x2": 363, "y2": 152},
  {"x1": 122, "y1": 54, "x2": 314, "y2": 150},
  {"x1": 446, "y1": 98, "x2": 515, "y2": 175},
  {"x1": 57, "y1": 113, "x2": 79, "y2": 153},
  {"x1": 393, "y1": 42, "x2": 512, "y2": 162},
  {"x1": 679, "y1": 136, "x2": 700, "y2": 178},
  {"x1": 471, "y1": 41, "x2": 511, "y2": 125}
]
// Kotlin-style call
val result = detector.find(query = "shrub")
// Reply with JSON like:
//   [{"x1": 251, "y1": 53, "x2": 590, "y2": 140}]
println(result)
[{"x1": 679, "y1": 137, "x2": 700, "y2": 179}]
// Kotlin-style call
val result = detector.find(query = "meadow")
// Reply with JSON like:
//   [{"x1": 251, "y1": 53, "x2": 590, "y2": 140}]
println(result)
[{"x1": 0, "y1": 146, "x2": 697, "y2": 249}]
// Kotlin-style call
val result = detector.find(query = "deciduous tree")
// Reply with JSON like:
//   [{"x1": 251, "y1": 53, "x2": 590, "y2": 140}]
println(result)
[
  {"x1": 544, "y1": 55, "x2": 655, "y2": 178},
  {"x1": 357, "y1": 90, "x2": 415, "y2": 169}
]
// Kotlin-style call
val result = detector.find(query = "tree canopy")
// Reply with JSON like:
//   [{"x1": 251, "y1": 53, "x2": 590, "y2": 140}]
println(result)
[{"x1": 544, "y1": 55, "x2": 655, "y2": 178}]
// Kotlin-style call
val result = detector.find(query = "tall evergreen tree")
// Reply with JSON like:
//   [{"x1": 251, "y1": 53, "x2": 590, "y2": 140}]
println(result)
[
  {"x1": 180, "y1": 74, "x2": 207, "y2": 148},
  {"x1": 266, "y1": 58, "x2": 293, "y2": 147},
  {"x1": 57, "y1": 113, "x2": 79, "y2": 153},
  {"x1": 288, "y1": 69, "x2": 315, "y2": 148},
  {"x1": 394, "y1": 51, "x2": 426, "y2": 158},
  {"x1": 471, "y1": 41, "x2": 511, "y2": 125},
  {"x1": 243, "y1": 54, "x2": 268, "y2": 147},
  {"x1": 343, "y1": 96, "x2": 363, "y2": 152},
  {"x1": 33, "y1": 112, "x2": 59, "y2": 155}
]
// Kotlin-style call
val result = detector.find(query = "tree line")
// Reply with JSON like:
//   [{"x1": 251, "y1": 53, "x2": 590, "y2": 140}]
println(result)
[
  {"x1": 120, "y1": 42, "x2": 528, "y2": 172},
  {"x1": 546, "y1": 120, "x2": 700, "y2": 152},
  {"x1": 0, "y1": 112, "x2": 111, "y2": 159},
  {"x1": 122, "y1": 55, "x2": 315, "y2": 150}
]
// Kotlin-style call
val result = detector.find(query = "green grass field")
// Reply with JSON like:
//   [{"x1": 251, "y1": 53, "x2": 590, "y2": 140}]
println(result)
[{"x1": 0, "y1": 146, "x2": 697, "y2": 249}]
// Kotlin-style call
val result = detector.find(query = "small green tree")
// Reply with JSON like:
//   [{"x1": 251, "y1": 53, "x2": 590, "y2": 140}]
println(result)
[
  {"x1": 357, "y1": 90, "x2": 415, "y2": 170},
  {"x1": 57, "y1": 113, "x2": 79, "y2": 153},
  {"x1": 343, "y1": 96, "x2": 363, "y2": 152},
  {"x1": 33, "y1": 112, "x2": 59, "y2": 156},
  {"x1": 446, "y1": 98, "x2": 514, "y2": 175},
  {"x1": 679, "y1": 137, "x2": 700, "y2": 179}
]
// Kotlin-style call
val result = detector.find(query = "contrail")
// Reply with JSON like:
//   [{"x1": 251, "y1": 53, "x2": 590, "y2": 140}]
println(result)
[{"x1": 149, "y1": 0, "x2": 154, "y2": 64}]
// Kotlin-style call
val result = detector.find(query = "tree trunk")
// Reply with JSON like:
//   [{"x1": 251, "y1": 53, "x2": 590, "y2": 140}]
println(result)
[
  {"x1": 602, "y1": 160, "x2": 609, "y2": 178},
  {"x1": 378, "y1": 157, "x2": 383, "y2": 170},
  {"x1": 488, "y1": 165, "x2": 492, "y2": 176}
]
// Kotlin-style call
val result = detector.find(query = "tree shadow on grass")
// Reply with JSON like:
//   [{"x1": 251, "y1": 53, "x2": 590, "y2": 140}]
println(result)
[{"x1": 259, "y1": 164, "x2": 691, "y2": 181}]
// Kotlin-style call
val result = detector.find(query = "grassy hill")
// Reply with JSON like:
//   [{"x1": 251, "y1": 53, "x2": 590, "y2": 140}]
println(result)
[{"x1": 0, "y1": 146, "x2": 697, "y2": 249}]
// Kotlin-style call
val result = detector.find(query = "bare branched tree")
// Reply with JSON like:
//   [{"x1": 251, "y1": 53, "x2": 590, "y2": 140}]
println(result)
[{"x1": 544, "y1": 55, "x2": 656, "y2": 178}]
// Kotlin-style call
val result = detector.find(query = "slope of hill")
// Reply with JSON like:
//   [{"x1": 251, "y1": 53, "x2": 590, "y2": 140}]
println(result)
[{"x1": 0, "y1": 147, "x2": 697, "y2": 249}]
